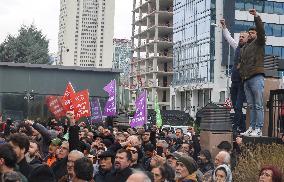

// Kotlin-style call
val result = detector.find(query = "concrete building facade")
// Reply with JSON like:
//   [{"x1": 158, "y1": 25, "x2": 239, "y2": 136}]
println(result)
[
  {"x1": 58, "y1": 0, "x2": 115, "y2": 68},
  {"x1": 171, "y1": 0, "x2": 284, "y2": 117},
  {"x1": 130, "y1": 0, "x2": 173, "y2": 110}
]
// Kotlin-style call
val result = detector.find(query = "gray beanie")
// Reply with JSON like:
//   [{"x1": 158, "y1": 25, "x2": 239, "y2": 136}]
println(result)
[{"x1": 176, "y1": 154, "x2": 198, "y2": 174}]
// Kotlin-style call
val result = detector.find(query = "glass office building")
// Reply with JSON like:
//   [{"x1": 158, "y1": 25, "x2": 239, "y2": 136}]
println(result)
[
  {"x1": 171, "y1": 0, "x2": 284, "y2": 116},
  {"x1": 173, "y1": 0, "x2": 215, "y2": 86}
]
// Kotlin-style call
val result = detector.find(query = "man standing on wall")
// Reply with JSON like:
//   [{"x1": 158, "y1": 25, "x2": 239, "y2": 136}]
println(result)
[
  {"x1": 220, "y1": 19, "x2": 248, "y2": 135},
  {"x1": 239, "y1": 9, "x2": 266, "y2": 137}
]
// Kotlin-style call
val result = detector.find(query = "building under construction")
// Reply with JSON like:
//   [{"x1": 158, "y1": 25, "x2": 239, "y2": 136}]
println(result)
[{"x1": 129, "y1": 0, "x2": 173, "y2": 110}]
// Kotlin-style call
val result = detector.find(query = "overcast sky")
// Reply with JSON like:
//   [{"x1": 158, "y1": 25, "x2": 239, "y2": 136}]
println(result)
[{"x1": 0, "y1": 0, "x2": 133, "y2": 53}]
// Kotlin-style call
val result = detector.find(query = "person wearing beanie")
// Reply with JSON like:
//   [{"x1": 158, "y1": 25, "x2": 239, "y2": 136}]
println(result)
[{"x1": 175, "y1": 154, "x2": 198, "y2": 182}]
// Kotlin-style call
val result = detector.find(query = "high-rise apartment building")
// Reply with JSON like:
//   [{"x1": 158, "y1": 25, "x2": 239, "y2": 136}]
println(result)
[
  {"x1": 58, "y1": 0, "x2": 115, "y2": 68},
  {"x1": 130, "y1": 0, "x2": 173, "y2": 110},
  {"x1": 171, "y1": 0, "x2": 284, "y2": 117}
]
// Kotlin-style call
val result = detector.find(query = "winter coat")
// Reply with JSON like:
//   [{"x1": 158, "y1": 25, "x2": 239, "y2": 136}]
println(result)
[{"x1": 239, "y1": 15, "x2": 265, "y2": 81}]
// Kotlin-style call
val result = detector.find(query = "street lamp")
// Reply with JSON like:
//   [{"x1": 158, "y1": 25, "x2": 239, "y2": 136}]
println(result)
[{"x1": 24, "y1": 89, "x2": 35, "y2": 119}]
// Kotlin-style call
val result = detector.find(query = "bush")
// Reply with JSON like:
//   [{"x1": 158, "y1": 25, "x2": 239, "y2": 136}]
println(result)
[{"x1": 233, "y1": 143, "x2": 284, "y2": 181}]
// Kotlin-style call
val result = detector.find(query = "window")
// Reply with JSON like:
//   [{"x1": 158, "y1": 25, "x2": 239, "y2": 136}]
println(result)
[
  {"x1": 274, "y1": 2, "x2": 284, "y2": 14},
  {"x1": 273, "y1": 46, "x2": 282, "y2": 58},
  {"x1": 244, "y1": 1, "x2": 253, "y2": 10},
  {"x1": 273, "y1": 24, "x2": 281, "y2": 37},
  {"x1": 265, "y1": 23, "x2": 273, "y2": 36},
  {"x1": 264, "y1": 1, "x2": 274, "y2": 14},
  {"x1": 254, "y1": 1, "x2": 264, "y2": 12},
  {"x1": 265, "y1": 45, "x2": 273, "y2": 55}
]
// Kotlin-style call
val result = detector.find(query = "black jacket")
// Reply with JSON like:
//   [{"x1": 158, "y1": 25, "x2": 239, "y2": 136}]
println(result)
[
  {"x1": 18, "y1": 158, "x2": 32, "y2": 179},
  {"x1": 94, "y1": 168, "x2": 112, "y2": 182},
  {"x1": 199, "y1": 162, "x2": 214, "y2": 174},
  {"x1": 51, "y1": 157, "x2": 67, "y2": 181},
  {"x1": 105, "y1": 167, "x2": 132, "y2": 182}
]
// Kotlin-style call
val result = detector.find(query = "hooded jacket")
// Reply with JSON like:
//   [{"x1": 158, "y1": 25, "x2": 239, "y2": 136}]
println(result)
[{"x1": 213, "y1": 164, "x2": 232, "y2": 182}]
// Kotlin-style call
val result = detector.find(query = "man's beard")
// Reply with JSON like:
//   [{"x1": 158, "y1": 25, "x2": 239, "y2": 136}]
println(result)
[
  {"x1": 247, "y1": 37, "x2": 254, "y2": 43},
  {"x1": 175, "y1": 172, "x2": 182, "y2": 179}
]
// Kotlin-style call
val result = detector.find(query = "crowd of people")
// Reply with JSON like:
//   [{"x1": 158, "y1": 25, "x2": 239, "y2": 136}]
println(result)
[
  {"x1": 0, "y1": 110, "x2": 283, "y2": 182},
  {"x1": 0, "y1": 8, "x2": 283, "y2": 182}
]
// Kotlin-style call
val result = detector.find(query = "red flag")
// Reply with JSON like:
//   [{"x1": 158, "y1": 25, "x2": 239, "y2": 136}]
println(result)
[
  {"x1": 223, "y1": 98, "x2": 233, "y2": 110},
  {"x1": 62, "y1": 82, "x2": 75, "y2": 111},
  {"x1": 46, "y1": 96, "x2": 66, "y2": 119},
  {"x1": 72, "y1": 90, "x2": 91, "y2": 120}
]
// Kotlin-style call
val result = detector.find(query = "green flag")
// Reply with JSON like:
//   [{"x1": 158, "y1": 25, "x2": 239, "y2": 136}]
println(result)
[{"x1": 154, "y1": 95, "x2": 162, "y2": 128}]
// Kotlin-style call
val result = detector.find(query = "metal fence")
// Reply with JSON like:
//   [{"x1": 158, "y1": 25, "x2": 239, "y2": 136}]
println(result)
[{"x1": 268, "y1": 89, "x2": 284, "y2": 137}]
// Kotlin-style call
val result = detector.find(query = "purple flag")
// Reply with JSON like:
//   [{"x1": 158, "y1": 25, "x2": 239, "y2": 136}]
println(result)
[
  {"x1": 90, "y1": 97, "x2": 103, "y2": 123},
  {"x1": 130, "y1": 90, "x2": 147, "y2": 128},
  {"x1": 103, "y1": 79, "x2": 116, "y2": 116}
]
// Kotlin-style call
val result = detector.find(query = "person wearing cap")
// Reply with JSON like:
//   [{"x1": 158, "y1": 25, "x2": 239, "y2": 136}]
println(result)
[
  {"x1": 175, "y1": 154, "x2": 198, "y2": 182},
  {"x1": 94, "y1": 150, "x2": 115, "y2": 182},
  {"x1": 44, "y1": 137, "x2": 62, "y2": 167},
  {"x1": 166, "y1": 153, "x2": 179, "y2": 170},
  {"x1": 197, "y1": 150, "x2": 214, "y2": 174}
]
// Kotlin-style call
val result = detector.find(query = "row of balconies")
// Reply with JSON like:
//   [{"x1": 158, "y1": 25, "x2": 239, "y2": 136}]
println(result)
[{"x1": 129, "y1": 80, "x2": 171, "y2": 90}]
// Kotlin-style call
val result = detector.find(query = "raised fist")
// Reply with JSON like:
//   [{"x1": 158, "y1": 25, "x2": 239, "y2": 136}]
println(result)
[
  {"x1": 220, "y1": 19, "x2": 226, "y2": 28},
  {"x1": 249, "y1": 9, "x2": 257, "y2": 16}
]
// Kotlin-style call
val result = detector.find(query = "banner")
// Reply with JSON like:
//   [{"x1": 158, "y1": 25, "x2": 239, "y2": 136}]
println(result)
[
  {"x1": 72, "y1": 90, "x2": 91, "y2": 120},
  {"x1": 103, "y1": 79, "x2": 116, "y2": 116},
  {"x1": 62, "y1": 82, "x2": 75, "y2": 111},
  {"x1": 46, "y1": 96, "x2": 66, "y2": 119},
  {"x1": 90, "y1": 97, "x2": 103, "y2": 123},
  {"x1": 130, "y1": 90, "x2": 147, "y2": 128},
  {"x1": 154, "y1": 95, "x2": 162, "y2": 128}
]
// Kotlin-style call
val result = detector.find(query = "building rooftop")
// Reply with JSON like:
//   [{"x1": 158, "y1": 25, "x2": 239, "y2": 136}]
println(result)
[{"x1": 0, "y1": 62, "x2": 122, "y2": 73}]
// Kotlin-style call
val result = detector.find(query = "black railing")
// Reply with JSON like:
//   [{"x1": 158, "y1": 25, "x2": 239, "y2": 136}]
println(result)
[{"x1": 268, "y1": 89, "x2": 284, "y2": 137}]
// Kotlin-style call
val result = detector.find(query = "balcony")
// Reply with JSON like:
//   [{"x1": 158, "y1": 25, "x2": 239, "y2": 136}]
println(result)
[
  {"x1": 134, "y1": 40, "x2": 173, "y2": 53},
  {"x1": 133, "y1": 25, "x2": 173, "y2": 39},
  {"x1": 133, "y1": 0, "x2": 149, "y2": 13},
  {"x1": 134, "y1": 10, "x2": 173, "y2": 27}
]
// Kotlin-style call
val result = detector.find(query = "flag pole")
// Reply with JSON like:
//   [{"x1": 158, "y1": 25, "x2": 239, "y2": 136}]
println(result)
[
  {"x1": 114, "y1": 79, "x2": 117, "y2": 115},
  {"x1": 145, "y1": 89, "x2": 148, "y2": 127}
]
